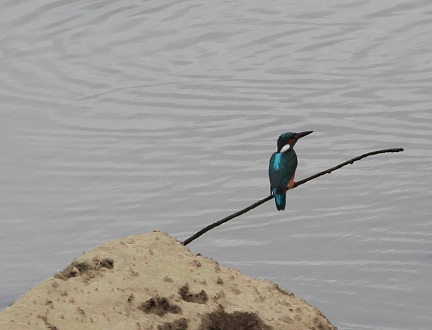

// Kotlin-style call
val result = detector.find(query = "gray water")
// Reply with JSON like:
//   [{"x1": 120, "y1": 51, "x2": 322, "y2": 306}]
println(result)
[{"x1": 1, "y1": 0, "x2": 432, "y2": 329}]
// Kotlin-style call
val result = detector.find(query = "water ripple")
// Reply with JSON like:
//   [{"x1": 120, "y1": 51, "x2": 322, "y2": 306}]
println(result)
[{"x1": 1, "y1": 0, "x2": 432, "y2": 329}]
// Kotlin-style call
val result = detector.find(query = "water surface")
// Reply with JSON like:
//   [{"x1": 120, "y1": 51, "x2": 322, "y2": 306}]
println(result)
[{"x1": 1, "y1": 1, "x2": 432, "y2": 329}]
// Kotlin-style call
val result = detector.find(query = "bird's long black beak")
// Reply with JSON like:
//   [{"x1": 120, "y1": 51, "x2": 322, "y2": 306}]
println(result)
[{"x1": 296, "y1": 131, "x2": 313, "y2": 139}]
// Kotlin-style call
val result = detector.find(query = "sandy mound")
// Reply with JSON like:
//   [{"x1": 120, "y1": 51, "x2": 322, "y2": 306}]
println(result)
[{"x1": 0, "y1": 231, "x2": 336, "y2": 330}]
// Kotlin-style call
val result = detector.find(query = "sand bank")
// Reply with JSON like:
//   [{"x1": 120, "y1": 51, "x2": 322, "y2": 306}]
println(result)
[{"x1": 0, "y1": 231, "x2": 336, "y2": 329}]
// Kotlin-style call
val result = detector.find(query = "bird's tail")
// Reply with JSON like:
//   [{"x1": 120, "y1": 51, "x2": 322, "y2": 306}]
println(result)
[{"x1": 272, "y1": 189, "x2": 286, "y2": 211}]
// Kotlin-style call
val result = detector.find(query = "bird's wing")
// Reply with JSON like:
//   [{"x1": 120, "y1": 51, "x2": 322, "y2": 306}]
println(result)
[{"x1": 269, "y1": 152, "x2": 297, "y2": 193}]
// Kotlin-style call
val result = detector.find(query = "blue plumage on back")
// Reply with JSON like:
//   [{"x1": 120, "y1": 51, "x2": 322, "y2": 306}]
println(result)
[
  {"x1": 269, "y1": 150, "x2": 297, "y2": 211},
  {"x1": 268, "y1": 131, "x2": 312, "y2": 211}
]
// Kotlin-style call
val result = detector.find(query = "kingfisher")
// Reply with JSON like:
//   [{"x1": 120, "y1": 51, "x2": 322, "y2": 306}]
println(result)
[{"x1": 268, "y1": 131, "x2": 313, "y2": 211}]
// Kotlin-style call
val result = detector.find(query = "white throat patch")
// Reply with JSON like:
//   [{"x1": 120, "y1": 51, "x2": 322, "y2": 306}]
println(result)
[{"x1": 280, "y1": 144, "x2": 291, "y2": 153}]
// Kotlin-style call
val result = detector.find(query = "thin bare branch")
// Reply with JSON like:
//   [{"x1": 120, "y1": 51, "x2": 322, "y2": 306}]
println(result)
[{"x1": 182, "y1": 147, "x2": 403, "y2": 246}]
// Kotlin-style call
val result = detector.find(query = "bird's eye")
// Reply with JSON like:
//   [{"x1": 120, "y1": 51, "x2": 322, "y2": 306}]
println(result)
[{"x1": 280, "y1": 144, "x2": 291, "y2": 152}]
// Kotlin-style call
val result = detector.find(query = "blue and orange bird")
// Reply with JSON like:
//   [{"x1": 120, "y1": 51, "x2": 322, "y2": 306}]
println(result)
[{"x1": 268, "y1": 131, "x2": 313, "y2": 211}]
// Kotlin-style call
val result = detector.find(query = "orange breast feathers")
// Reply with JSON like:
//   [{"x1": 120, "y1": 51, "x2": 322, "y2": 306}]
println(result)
[{"x1": 287, "y1": 172, "x2": 296, "y2": 190}]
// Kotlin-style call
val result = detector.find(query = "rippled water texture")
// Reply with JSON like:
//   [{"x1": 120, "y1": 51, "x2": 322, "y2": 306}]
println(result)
[{"x1": 1, "y1": 1, "x2": 432, "y2": 329}]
